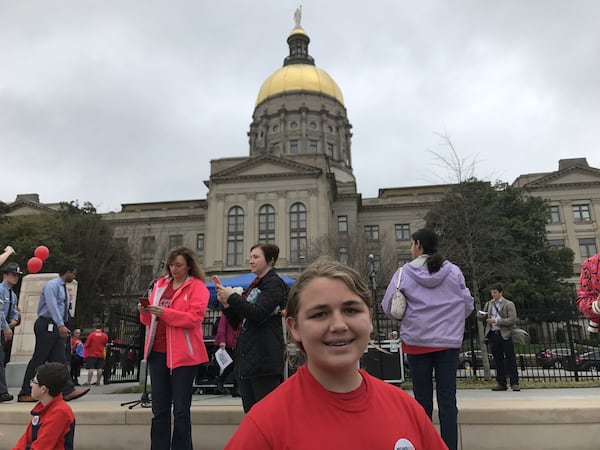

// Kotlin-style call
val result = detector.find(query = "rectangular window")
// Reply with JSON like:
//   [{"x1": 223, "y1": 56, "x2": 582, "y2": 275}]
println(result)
[
  {"x1": 309, "y1": 140, "x2": 318, "y2": 153},
  {"x1": 548, "y1": 239, "x2": 565, "y2": 249},
  {"x1": 326, "y1": 143, "x2": 334, "y2": 158},
  {"x1": 338, "y1": 215, "x2": 348, "y2": 232},
  {"x1": 139, "y1": 264, "x2": 154, "y2": 291},
  {"x1": 367, "y1": 254, "x2": 381, "y2": 273},
  {"x1": 290, "y1": 139, "x2": 299, "y2": 154},
  {"x1": 364, "y1": 225, "x2": 379, "y2": 242},
  {"x1": 169, "y1": 234, "x2": 183, "y2": 249},
  {"x1": 196, "y1": 234, "x2": 205, "y2": 251},
  {"x1": 141, "y1": 236, "x2": 155, "y2": 255},
  {"x1": 573, "y1": 204, "x2": 591, "y2": 222},
  {"x1": 395, "y1": 224, "x2": 410, "y2": 241},
  {"x1": 579, "y1": 238, "x2": 597, "y2": 260},
  {"x1": 339, "y1": 247, "x2": 348, "y2": 265},
  {"x1": 547, "y1": 206, "x2": 560, "y2": 224}
]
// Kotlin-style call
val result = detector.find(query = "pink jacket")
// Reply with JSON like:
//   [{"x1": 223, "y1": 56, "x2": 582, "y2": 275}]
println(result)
[
  {"x1": 140, "y1": 276, "x2": 209, "y2": 369},
  {"x1": 215, "y1": 312, "x2": 238, "y2": 349}
]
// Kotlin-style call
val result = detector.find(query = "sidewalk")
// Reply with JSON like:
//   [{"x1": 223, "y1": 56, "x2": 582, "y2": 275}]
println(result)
[{"x1": 1, "y1": 376, "x2": 599, "y2": 449}]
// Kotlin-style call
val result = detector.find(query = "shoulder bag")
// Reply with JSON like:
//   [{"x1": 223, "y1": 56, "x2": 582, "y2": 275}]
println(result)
[
  {"x1": 390, "y1": 266, "x2": 407, "y2": 320},
  {"x1": 492, "y1": 303, "x2": 530, "y2": 345}
]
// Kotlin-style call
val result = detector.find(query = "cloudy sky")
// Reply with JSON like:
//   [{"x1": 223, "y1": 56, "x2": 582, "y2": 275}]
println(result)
[{"x1": 2, "y1": 1, "x2": 599, "y2": 212}]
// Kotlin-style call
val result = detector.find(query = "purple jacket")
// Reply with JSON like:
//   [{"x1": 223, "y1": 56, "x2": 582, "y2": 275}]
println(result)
[{"x1": 382, "y1": 258, "x2": 473, "y2": 349}]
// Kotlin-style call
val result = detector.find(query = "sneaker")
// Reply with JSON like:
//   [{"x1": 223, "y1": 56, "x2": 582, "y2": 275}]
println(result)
[
  {"x1": 63, "y1": 388, "x2": 90, "y2": 402},
  {"x1": 83, "y1": 382, "x2": 91, "y2": 386},
  {"x1": 0, "y1": 392, "x2": 14, "y2": 402},
  {"x1": 511, "y1": 384, "x2": 521, "y2": 391},
  {"x1": 491, "y1": 384, "x2": 508, "y2": 391},
  {"x1": 93, "y1": 382, "x2": 101, "y2": 386},
  {"x1": 17, "y1": 394, "x2": 36, "y2": 403}
]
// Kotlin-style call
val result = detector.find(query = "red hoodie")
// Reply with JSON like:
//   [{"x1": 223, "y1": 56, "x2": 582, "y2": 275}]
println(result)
[{"x1": 140, "y1": 276, "x2": 209, "y2": 369}]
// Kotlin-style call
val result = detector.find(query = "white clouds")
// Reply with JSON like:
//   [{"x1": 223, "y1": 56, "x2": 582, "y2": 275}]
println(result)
[{"x1": 1, "y1": 0, "x2": 599, "y2": 211}]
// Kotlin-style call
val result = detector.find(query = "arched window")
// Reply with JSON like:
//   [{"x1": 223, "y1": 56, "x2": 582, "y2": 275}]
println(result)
[
  {"x1": 258, "y1": 204, "x2": 276, "y2": 243},
  {"x1": 289, "y1": 203, "x2": 307, "y2": 263},
  {"x1": 227, "y1": 206, "x2": 244, "y2": 266}
]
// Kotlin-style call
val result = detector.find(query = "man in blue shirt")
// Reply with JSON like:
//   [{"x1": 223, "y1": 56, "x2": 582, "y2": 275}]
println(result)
[
  {"x1": 0, "y1": 261, "x2": 22, "y2": 402},
  {"x1": 17, "y1": 264, "x2": 90, "y2": 402}
]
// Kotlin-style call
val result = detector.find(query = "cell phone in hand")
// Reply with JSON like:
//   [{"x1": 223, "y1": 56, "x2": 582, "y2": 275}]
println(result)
[
  {"x1": 212, "y1": 276, "x2": 221, "y2": 285},
  {"x1": 139, "y1": 298, "x2": 150, "y2": 307}
]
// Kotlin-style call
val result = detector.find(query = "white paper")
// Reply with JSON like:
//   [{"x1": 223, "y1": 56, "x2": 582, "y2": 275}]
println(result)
[{"x1": 214, "y1": 348, "x2": 233, "y2": 374}]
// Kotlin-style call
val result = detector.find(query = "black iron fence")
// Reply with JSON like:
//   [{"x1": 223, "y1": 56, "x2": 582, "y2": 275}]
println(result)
[
  {"x1": 373, "y1": 301, "x2": 600, "y2": 382},
  {"x1": 104, "y1": 310, "x2": 145, "y2": 384},
  {"x1": 104, "y1": 294, "x2": 599, "y2": 385}
]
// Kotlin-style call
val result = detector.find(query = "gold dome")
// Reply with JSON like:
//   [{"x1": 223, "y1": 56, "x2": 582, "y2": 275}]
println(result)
[{"x1": 256, "y1": 64, "x2": 344, "y2": 106}]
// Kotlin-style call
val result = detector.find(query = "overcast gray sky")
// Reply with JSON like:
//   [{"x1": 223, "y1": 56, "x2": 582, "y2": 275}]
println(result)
[{"x1": 2, "y1": 1, "x2": 599, "y2": 212}]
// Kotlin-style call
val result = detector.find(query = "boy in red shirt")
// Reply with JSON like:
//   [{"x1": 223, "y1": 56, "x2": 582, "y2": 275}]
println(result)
[
  {"x1": 13, "y1": 362, "x2": 75, "y2": 450},
  {"x1": 83, "y1": 325, "x2": 108, "y2": 386}
]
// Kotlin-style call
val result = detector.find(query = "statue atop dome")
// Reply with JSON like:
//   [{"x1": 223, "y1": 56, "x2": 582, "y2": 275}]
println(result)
[{"x1": 294, "y1": 5, "x2": 302, "y2": 29}]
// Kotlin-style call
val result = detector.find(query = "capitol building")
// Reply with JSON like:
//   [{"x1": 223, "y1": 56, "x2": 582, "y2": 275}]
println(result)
[{"x1": 5, "y1": 21, "x2": 600, "y2": 289}]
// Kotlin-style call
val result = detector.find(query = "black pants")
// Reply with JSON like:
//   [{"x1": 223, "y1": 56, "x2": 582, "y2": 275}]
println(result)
[
  {"x1": 488, "y1": 331, "x2": 519, "y2": 386},
  {"x1": 18, "y1": 317, "x2": 75, "y2": 397},
  {"x1": 3, "y1": 332, "x2": 14, "y2": 366},
  {"x1": 237, "y1": 374, "x2": 282, "y2": 413}
]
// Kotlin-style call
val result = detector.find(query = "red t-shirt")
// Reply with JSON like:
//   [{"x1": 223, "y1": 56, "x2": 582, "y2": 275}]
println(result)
[
  {"x1": 152, "y1": 283, "x2": 176, "y2": 353},
  {"x1": 84, "y1": 329, "x2": 109, "y2": 358},
  {"x1": 225, "y1": 365, "x2": 447, "y2": 450}
]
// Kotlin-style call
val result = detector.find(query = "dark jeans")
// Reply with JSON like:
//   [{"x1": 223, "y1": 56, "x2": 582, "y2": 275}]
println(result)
[
  {"x1": 407, "y1": 349, "x2": 459, "y2": 450},
  {"x1": 148, "y1": 351, "x2": 198, "y2": 450},
  {"x1": 0, "y1": 331, "x2": 8, "y2": 394},
  {"x1": 71, "y1": 355, "x2": 83, "y2": 383},
  {"x1": 19, "y1": 317, "x2": 75, "y2": 397},
  {"x1": 488, "y1": 331, "x2": 518, "y2": 386},
  {"x1": 237, "y1": 374, "x2": 282, "y2": 413}
]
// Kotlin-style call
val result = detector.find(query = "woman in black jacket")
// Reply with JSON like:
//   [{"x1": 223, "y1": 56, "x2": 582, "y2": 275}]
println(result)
[{"x1": 216, "y1": 243, "x2": 289, "y2": 412}]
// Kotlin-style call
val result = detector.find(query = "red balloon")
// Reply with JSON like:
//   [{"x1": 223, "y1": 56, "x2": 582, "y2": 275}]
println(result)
[
  {"x1": 34, "y1": 245, "x2": 50, "y2": 261},
  {"x1": 27, "y1": 257, "x2": 43, "y2": 274}
]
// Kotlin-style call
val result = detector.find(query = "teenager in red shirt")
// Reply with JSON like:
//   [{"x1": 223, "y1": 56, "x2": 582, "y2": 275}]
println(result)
[
  {"x1": 83, "y1": 325, "x2": 108, "y2": 386},
  {"x1": 225, "y1": 258, "x2": 447, "y2": 450},
  {"x1": 13, "y1": 362, "x2": 75, "y2": 450}
]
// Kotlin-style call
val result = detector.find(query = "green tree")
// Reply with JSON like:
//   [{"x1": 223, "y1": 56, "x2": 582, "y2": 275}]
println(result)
[
  {"x1": 0, "y1": 202, "x2": 131, "y2": 328},
  {"x1": 425, "y1": 180, "x2": 574, "y2": 377}
]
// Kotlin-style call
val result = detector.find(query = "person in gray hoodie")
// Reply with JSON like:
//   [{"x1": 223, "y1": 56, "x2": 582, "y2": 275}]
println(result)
[{"x1": 382, "y1": 228, "x2": 473, "y2": 450}]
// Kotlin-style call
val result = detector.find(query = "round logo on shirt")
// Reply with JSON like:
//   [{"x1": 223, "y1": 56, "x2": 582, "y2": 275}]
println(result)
[
  {"x1": 394, "y1": 438, "x2": 415, "y2": 450},
  {"x1": 32, "y1": 416, "x2": 39, "y2": 426}
]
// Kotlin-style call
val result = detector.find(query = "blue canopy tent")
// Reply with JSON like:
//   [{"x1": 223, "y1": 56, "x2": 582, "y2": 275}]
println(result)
[{"x1": 206, "y1": 273, "x2": 296, "y2": 310}]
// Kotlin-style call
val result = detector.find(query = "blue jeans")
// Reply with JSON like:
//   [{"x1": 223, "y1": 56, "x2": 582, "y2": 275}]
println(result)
[
  {"x1": 407, "y1": 349, "x2": 459, "y2": 450},
  {"x1": 148, "y1": 351, "x2": 198, "y2": 450}
]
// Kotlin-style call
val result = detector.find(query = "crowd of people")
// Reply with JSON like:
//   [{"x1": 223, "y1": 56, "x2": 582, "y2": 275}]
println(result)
[{"x1": 2, "y1": 235, "x2": 599, "y2": 449}]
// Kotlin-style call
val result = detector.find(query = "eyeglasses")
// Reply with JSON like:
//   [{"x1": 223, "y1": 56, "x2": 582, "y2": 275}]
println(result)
[{"x1": 30, "y1": 378, "x2": 39, "y2": 385}]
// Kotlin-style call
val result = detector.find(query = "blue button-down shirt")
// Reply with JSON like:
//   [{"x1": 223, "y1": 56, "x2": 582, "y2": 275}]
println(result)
[
  {"x1": 0, "y1": 280, "x2": 19, "y2": 331},
  {"x1": 38, "y1": 276, "x2": 70, "y2": 327}
]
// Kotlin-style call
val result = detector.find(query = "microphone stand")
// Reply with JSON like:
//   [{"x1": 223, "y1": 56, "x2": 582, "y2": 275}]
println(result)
[{"x1": 120, "y1": 262, "x2": 164, "y2": 409}]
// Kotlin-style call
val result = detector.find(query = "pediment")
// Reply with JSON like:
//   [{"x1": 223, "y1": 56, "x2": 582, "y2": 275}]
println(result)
[
  {"x1": 523, "y1": 165, "x2": 600, "y2": 188},
  {"x1": 4, "y1": 200, "x2": 57, "y2": 216},
  {"x1": 211, "y1": 155, "x2": 321, "y2": 181}
]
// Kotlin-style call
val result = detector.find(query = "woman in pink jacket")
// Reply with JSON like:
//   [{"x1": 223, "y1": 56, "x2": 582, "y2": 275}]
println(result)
[{"x1": 138, "y1": 247, "x2": 209, "y2": 450}]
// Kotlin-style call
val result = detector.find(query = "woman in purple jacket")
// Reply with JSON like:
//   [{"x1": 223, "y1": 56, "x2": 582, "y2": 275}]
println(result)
[{"x1": 382, "y1": 228, "x2": 473, "y2": 450}]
